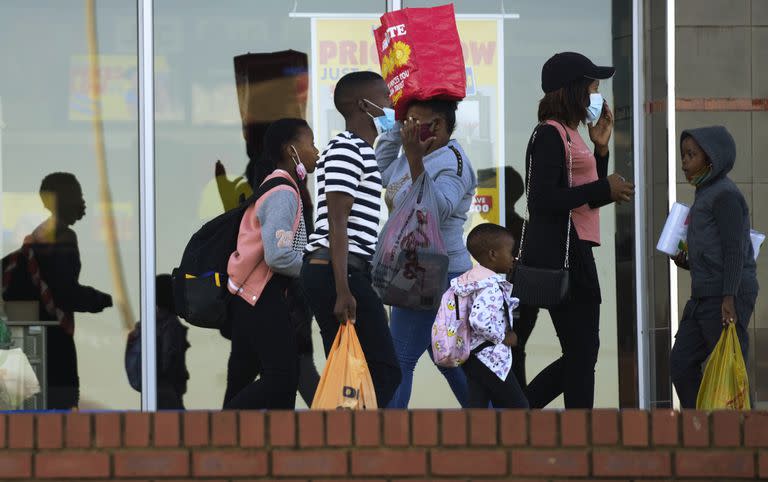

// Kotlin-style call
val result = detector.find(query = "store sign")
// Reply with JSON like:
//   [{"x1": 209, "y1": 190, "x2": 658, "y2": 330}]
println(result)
[{"x1": 312, "y1": 17, "x2": 505, "y2": 226}]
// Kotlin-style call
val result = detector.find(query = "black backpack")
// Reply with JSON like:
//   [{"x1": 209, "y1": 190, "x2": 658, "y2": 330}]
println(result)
[{"x1": 172, "y1": 176, "x2": 295, "y2": 331}]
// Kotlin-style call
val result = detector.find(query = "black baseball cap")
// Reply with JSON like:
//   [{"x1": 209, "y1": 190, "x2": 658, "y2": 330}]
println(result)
[{"x1": 541, "y1": 52, "x2": 615, "y2": 94}]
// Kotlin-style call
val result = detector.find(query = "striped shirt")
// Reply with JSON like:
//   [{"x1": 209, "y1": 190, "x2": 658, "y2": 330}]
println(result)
[{"x1": 305, "y1": 131, "x2": 382, "y2": 260}]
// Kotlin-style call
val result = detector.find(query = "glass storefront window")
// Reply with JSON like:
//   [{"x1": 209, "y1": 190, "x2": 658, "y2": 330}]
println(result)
[
  {"x1": 154, "y1": 0, "x2": 387, "y2": 409},
  {"x1": 0, "y1": 0, "x2": 140, "y2": 410}
]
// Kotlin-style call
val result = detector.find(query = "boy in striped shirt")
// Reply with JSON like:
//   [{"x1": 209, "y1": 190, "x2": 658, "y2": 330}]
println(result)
[{"x1": 301, "y1": 72, "x2": 401, "y2": 407}]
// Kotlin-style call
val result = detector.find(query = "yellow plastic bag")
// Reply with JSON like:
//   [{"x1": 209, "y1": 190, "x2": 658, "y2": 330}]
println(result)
[
  {"x1": 696, "y1": 323, "x2": 751, "y2": 410},
  {"x1": 311, "y1": 323, "x2": 378, "y2": 410}
]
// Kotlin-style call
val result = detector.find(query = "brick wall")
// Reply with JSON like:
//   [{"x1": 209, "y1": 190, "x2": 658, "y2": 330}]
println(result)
[{"x1": 0, "y1": 409, "x2": 766, "y2": 481}]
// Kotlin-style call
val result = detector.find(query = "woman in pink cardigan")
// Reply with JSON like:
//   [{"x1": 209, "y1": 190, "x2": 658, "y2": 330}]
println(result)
[{"x1": 223, "y1": 118, "x2": 319, "y2": 409}]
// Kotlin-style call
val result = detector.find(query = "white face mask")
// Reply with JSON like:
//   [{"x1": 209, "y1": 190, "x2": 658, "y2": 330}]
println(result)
[
  {"x1": 290, "y1": 145, "x2": 307, "y2": 181},
  {"x1": 586, "y1": 93, "x2": 604, "y2": 123}
]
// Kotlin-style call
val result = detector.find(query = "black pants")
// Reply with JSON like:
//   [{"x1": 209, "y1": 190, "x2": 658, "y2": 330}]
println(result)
[
  {"x1": 46, "y1": 325, "x2": 79, "y2": 410},
  {"x1": 671, "y1": 293, "x2": 756, "y2": 408},
  {"x1": 462, "y1": 355, "x2": 529, "y2": 408},
  {"x1": 297, "y1": 352, "x2": 320, "y2": 406},
  {"x1": 510, "y1": 304, "x2": 539, "y2": 390},
  {"x1": 525, "y1": 299, "x2": 600, "y2": 409},
  {"x1": 223, "y1": 276, "x2": 298, "y2": 409},
  {"x1": 300, "y1": 260, "x2": 401, "y2": 408}
]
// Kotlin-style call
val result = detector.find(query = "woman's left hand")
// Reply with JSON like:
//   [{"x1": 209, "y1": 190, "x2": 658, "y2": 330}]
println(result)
[
  {"x1": 589, "y1": 101, "x2": 613, "y2": 154},
  {"x1": 401, "y1": 118, "x2": 435, "y2": 169},
  {"x1": 722, "y1": 295, "x2": 737, "y2": 325}
]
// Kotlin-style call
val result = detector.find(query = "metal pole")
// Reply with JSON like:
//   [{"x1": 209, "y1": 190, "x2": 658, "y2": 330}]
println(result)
[
  {"x1": 666, "y1": 0, "x2": 680, "y2": 411},
  {"x1": 138, "y1": 0, "x2": 157, "y2": 411},
  {"x1": 632, "y1": 0, "x2": 650, "y2": 409}
]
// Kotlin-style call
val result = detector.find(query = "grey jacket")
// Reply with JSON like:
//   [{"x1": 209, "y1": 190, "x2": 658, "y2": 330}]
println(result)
[
  {"x1": 376, "y1": 125, "x2": 477, "y2": 273},
  {"x1": 683, "y1": 126, "x2": 758, "y2": 298}
]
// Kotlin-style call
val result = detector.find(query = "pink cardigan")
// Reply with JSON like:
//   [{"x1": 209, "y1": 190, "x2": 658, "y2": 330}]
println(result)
[{"x1": 227, "y1": 171, "x2": 301, "y2": 305}]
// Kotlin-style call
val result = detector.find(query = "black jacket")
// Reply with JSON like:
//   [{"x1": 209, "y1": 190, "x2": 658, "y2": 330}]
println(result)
[{"x1": 517, "y1": 123, "x2": 613, "y2": 303}]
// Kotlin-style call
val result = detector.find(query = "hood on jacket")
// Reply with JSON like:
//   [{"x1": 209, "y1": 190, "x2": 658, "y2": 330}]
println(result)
[
  {"x1": 451, "y1": 265, "x2": 510, "y2": 297},
  {"x1": 680, "y1": 125, "x2": 736, "y2": 181}
]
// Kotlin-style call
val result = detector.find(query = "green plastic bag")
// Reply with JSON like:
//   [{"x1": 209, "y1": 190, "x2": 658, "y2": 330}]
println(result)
[{"x1": 696, "y1": 323, "x2": 751, "y2": 410}]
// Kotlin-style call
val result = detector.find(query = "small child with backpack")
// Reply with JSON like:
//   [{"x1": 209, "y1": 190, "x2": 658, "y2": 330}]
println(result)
[{"x1": 432, "y1": 223, "x2": 528, "y2": 408}]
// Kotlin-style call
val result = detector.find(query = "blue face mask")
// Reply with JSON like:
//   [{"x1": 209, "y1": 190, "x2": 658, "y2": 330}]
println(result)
[
  {"x1": 586, "y1": 93, "x2": 604, "y2": 123},
  {"x1": 364, "y1": 99, "x2": 396, "y2": 135}
]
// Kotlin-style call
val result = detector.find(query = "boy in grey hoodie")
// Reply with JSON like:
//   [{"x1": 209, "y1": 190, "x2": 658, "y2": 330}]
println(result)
[{"x1": 670, "y1": 125, "x2": 759, "y2": 408}]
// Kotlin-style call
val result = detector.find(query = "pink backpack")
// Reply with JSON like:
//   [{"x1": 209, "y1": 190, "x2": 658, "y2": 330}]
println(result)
[
  {"x1": 432, "y1": 283, "x2": 503, "y2": 368},
  {"x1": 431, "y1": 286, "x2": 473, "y2": 368}
]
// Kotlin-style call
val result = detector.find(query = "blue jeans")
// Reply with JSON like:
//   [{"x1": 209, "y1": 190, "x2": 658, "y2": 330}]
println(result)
[{"x1": 387, "y1": 272, "x2": 469, "y2": 408}]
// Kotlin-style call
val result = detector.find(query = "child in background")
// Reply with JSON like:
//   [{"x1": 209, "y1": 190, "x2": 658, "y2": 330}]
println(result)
[
  {"x1": 457, "y1": 223, "x2": 528, "y2": 408},
  {"x1": 670, "y1": 125, "x2": 759, "y2": 408}
]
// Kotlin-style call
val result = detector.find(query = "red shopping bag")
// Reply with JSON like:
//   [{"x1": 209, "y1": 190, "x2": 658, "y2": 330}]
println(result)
[{"x1": 374, "y1": 4, "x2": 466, "y2": 120}]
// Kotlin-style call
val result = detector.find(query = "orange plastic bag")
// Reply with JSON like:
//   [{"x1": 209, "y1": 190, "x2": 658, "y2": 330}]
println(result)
[{"x1": 311, "y1": 323, "x2": 378, "y2": 410}]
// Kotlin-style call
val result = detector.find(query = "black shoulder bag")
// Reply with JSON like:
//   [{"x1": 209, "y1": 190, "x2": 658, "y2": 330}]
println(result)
[{"x1": 510, "y1": 123, "x2": 572, "y2": 308}]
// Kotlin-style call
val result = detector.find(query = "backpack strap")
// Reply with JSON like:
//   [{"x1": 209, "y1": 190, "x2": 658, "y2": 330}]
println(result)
[
  {"x1": 243, "y1": 176, "x2": 297, "y2": 207},
  {"x1": 448, "y1": 145, "x2": 463, "y2": 177}
]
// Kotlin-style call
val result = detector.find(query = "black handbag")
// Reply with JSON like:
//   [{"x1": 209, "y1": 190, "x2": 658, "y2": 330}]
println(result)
[{"x1": 511, "y1": 123, "x2": 573, "y2": 308}]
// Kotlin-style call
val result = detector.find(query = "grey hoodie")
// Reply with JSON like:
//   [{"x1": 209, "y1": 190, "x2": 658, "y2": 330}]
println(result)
[{"x1": 682, "y1": 126, "x2": 758, "y2": 298}]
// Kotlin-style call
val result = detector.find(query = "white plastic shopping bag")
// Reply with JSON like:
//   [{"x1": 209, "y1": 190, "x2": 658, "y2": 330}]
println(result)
[{"x1": 0, "y1": 348, "x2": 40, "y2": 409}]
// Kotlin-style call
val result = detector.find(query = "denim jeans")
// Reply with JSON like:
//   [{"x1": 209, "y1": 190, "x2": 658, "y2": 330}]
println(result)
[{"x1": 387, "y1": 272, "x2": 469, "y2": 409}]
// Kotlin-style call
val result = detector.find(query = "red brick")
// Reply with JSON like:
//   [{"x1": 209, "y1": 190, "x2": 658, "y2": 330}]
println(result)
[
  {"x1": 682, "y1": 410, "x2": 710, "y2": 447},
  {"x1": 384, "y1": 410, "x2": 409, "y2": 446},
  {"x1": 0, "y1": 452, "x2": 31, "y2": 478},
  {"x1": 592, "y1": 409, "x2": 619, "y2": 445},
  {"x1": 193, "y1": 450, "x2": 268, "y2": 477},
  {"x1": 441, "y1": 410, "x2": 467, "y2": 446},
  {"x1": 593, "y1": 450, "x2": 671, "y2": 477},
  {"x1": 354, "y1": 411, "x2": 380, "y2": 447},
  {"x1": 469, "y1": 409, "x2": 497, "y2": 446},
  {"x1": 239, "y1": 411, "x2": 264, "y2": 448},
  {"x1": 746, "y1": 412, "x2": 768, "y2": 447},
  {"x1": 65, "y1": 412, "x2": 92, "y2": 448},
  {"x1": 273, "y1": 450, "x2": 348, "y2": 477},
  {"x1": 154, "y1": 411, "x2": 180, "y2": 447},
  {"x1": 760, "y1": 450, "x2": 768, "y2": 479},
  {"x1": 411, "y1": 410, "x2": 438, "y2": 446},
  {"x1": 269, "y1": 410, "x2": 296, "y2": 447},
  {"x1": 529, "y1": 410, "x2": 557, "y2": 447},
  {"x1": 298, "y1": 410, "x2": 324, "y2": 448},
  {"x1": 676, "y1": 450, "x2": 754, "y2": 478},
  {"x1": 560, "y1": 410, "x2": 588, "y2": 447},
  {"x1": 500, "y1": 410, "x2": 527, "y2": 446},
  {"x1": 351, "y1": 449, "x2": 426, "y2": 476},
  {"x1": 36, "y1": 413, "x2": 63, "y2": 449},
  {"x1": 621, "y1": 409, "x2": 648, "y2": 446},
  {"x1": 0, "y1": 414, "x2": 5, "y2": 448},
  {"x1": 326, "y1": 410, "x2": 352, "y2": 446},
  {"x1": 431, "y1": 449, "x2": 507, "y2": 476},
  {"x1": 510, "y1": 450, "x2": 588, "y2": 477},
  {"x1": 9, "y1": 413, "x2": 34, "y2": 448},
  {"x1": 124, "y1": 412, "x2": 151, "y2": 447},
  {"x1": 652, "y1": 409, "x2": 679, "y2": 446},
  {"x1": 35, "y1": 452, "x2": 110, "y2": 478},
  {"x1": 183, "y1": 411, "x2": 209, "y2": 447},
  {"x1": 712, "y1": 410, "x2": 741, "y2": 447},
  {"x1": 211, "y1": 411, "x2": 237, "y2": 446},
  {"x1": 114, "y1": 449, "x2": 189, "y2": 477},
  {"x1": 94, "y1": 412, "x2": 120, "y2": 448}
]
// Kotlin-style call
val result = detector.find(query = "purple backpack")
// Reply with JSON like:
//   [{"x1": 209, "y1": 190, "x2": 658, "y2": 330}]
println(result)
[
  {"x1": 432, "y1": 282, "x2": 503, "y2": 368},
  {"x1": 432, "y1": 286, "x2": 473, "y2": 367}
]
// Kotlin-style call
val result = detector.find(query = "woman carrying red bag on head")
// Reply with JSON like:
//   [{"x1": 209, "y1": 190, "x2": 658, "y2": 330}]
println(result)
[{"x1": 375, "y1": 100, "x2": 477, "y2": 409}]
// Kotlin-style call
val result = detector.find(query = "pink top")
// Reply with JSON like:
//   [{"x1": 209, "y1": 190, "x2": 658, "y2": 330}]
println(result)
[
  {"x1": 545, "y1": 120, "x2": 601, "y2": 245},
  {"x1": 227, "y1": 171, "x2": 301, "y2": 305}
]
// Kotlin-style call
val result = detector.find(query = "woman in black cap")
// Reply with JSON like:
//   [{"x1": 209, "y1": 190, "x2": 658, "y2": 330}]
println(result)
[{"x1": 515, "y1": 52, "x2": 634, "y2": 408}]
